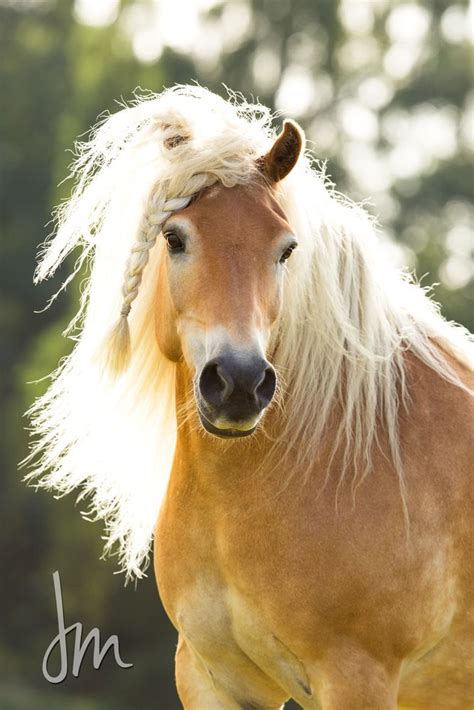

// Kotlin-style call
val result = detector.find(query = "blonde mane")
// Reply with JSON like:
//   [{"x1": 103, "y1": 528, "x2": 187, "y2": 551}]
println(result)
[{"x1": 25, "y1": 85, "x2": 473, "y2": 580}]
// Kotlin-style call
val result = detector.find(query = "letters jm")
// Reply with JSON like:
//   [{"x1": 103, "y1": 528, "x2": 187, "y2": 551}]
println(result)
[{"x1": 42, "y1": 570, "x2": 133, "y2": 683}]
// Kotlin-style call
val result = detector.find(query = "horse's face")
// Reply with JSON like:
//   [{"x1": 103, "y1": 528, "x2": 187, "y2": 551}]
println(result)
[{"x1": 155, "y1": 121, "x2": 304, "y2": 438}]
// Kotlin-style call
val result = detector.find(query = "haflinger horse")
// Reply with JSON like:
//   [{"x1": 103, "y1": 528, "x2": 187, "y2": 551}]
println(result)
[{"x1": 26, "y1": 86, "x2": 473, "y2": 709}]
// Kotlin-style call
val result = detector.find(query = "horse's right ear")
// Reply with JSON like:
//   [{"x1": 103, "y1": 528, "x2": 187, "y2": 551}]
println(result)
[{"x1": 258, "y1": 120, "x2": 305, "y2": 183}]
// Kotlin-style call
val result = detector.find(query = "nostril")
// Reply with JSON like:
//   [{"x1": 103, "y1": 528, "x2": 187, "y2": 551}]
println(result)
[
  {"x1": 199, "y1": 361, "x2": 234, "y2": 407},
  {"x1": 255, "y1": 366, "x2": 276, "y2": 409}
]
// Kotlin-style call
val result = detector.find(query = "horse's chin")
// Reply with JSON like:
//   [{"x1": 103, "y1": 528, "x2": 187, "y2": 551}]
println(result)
[{"x1": 197, "y1": 410, "x2": 257, "y2": 439}]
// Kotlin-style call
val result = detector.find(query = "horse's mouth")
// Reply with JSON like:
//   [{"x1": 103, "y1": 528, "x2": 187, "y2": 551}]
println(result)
[{"x1": 197, "y1": 410, "x2": 257, "y2": 439}]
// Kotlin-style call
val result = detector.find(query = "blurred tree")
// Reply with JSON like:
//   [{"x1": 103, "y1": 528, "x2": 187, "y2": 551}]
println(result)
[{"x1": 1, "y1": 0, "x2": 472, "y2": 708}]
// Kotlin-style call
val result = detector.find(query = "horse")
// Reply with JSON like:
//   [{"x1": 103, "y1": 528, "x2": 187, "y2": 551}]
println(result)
[{"x1": 25, "y1": 86, "x2": 473, "y2": 709}]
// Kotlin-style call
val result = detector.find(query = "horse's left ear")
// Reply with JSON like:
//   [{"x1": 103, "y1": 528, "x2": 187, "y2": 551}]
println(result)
[{"x1": 259, "y1": 119, "x2": 305, "y2": 183}]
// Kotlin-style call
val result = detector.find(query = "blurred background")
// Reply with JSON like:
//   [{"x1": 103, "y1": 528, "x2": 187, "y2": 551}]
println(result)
[{"x1": 1, "y1": 0, "x2": 473, "y2": 707}]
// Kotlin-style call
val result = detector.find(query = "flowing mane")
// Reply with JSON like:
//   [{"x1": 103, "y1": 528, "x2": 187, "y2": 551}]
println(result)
[{"x1": 25, "y1": 85, "x2": 473, "y2": 580}]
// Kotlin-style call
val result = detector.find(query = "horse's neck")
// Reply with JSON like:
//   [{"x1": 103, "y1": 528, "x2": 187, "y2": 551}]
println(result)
[
  {"x1": 171, "y1": 359, "x2": 338, "y2": 504},
  {"x1": 172, "y1": 360, "x2": 285, "y2": 490}
]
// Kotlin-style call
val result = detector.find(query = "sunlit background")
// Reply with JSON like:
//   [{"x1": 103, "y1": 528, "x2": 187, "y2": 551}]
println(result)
[{"x1": 1, "y1": 0, "x2": 473, "y2": 707}]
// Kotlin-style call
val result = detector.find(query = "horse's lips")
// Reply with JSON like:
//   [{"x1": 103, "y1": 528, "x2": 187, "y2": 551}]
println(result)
[{"x1": 197, "y1": 409, "x2": 257, "y2": 439}]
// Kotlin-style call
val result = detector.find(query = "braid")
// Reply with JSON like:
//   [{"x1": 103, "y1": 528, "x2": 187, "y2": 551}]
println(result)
[{"x1": 102, "y1": 171, "x2": 214, "y2": 376}]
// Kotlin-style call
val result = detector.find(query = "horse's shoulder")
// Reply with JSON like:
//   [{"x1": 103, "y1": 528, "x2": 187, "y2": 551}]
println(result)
[
  {"x1": 404, "y1": 347, "x2": 473, "y2": 409},
  {"x1": 402, "y1": 348, "x2": 473, "y2": 476}
]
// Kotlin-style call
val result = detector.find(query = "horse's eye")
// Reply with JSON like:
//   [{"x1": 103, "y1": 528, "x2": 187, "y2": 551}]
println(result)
[
  {"x1": 279, "y1": 243, "x2": 297, "y2": 263},
  {"x1": 164, "y1": 232, "x2": 185, "y2": 253}
]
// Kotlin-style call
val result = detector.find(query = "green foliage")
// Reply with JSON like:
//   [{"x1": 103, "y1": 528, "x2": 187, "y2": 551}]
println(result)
[{"x1": 0, "y1": 0, "x2": 471, "y2": 707}]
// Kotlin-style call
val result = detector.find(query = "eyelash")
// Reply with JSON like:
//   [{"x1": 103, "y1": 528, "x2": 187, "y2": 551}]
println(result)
[{"x1": 279, "y1": 244, "x2": 297, "y2": 263}]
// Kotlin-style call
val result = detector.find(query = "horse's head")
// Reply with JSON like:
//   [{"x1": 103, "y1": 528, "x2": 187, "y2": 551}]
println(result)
[{"x1": 155, "y1": 121, "x2": 303, "y2": 438}]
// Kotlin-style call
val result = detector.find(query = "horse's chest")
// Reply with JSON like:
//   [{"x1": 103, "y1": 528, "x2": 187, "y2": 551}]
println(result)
[
  {"x1": 165, "y1": 567, "x2": 314, "y2": 703},
  {"x1": 154, "y1": 498, "x2": 314, "y2": 700},
  {"x1": 155, "y1": 464, "x2": 472, "y2": 707},
  {"x1": 155, "y1": 503, "x2": 261, "y2": 652},
  {"x1": 174, "y1": 574, "x2": 231, "y2": 655}
]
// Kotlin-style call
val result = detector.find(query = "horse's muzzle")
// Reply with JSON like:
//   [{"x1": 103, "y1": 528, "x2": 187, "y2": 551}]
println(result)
[{"x1": 196, "y1": 352, "x2": 276, "y2": 438}]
